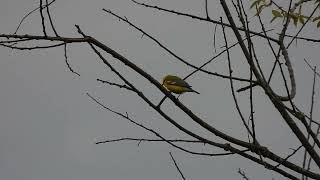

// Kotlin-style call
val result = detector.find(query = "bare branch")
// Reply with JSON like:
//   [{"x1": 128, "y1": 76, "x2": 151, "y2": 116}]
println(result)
[
  {"x1": 96, "y1": 138, "x2": 204, "y2": 145},
  {"x1": 238, "y1": 169, "x2": 250, "y2": 180},
  {"x1": 221, "y1": 17, "x2": 255, "y2": 141},
  {"x1": 14, "y1": 0, "x2": 56, "y2": 34},
  {"x1": 283, "y1": 35, "x2": 320, "y2": 43},
  {"x1": 304, "y1": 59, "x2": 320, "y2": 79},
  {"x1": 274, "y1": 145, "x2": 303, "y2": 169},
  {"x1": 97, "y1": 78, "x2": 133, "y2": 91},
  {"x1": 130, "y1": 0, "x2": 279, "y2": 43},
  {"x1": 303, "y1": 66, "x2": 317, "y2": 180},
  {"x1": 0, "y1": 42, "x2": 65, "y2": 50},
  {"x1": 45, "y1": 0, "x2": 59, "y2": 37},
  {"x1": 204, "y1": 0, "x2": 210, "y2": 20},
  {"x1": 63, "y1": 44, "x2": 80, "y2": 76},
  {"x1": 39, "y1": 0, "x2": 47, "y2": 37},
  {"x1": 169, "y1": 152, "x2": 186, "y2": 180}
]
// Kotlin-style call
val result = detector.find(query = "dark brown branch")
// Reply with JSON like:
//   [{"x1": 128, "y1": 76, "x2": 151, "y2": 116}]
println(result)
[
  {"x1": 64, "y1": 44, "x2": 80, "y2": 76},
  {"x1": 277, "y1": 60, "x2": 295, "y2": 107},
  {"x1": 14, "y1": 0, "x2": 56, "y2": 34},
  {"x1": 96, "y1": 138, "x2": 204, "y2": 144},
  {"x1": 97, "y1": 78, "x2": 133, "y2": 91},
  {"x1": 0, "y1": 34, "x2": 90, "y2": 43},
  {"x1": 169, "y1": 152, "x2": 186, "y2": 180},
  {"x1": 270, "y1": 97, "x2": 320, "y2": 168},
  {"x1": 303, "y1": 66, "x2": 317, "y2": 180},
  {"x1": 0, "y1": 42, "x2": 65, "y2": 50},
  {"x1": 275, "y1": 0, "x2": 296, "y2": 102},
  {"x1": 238, "y1": 169, "x2": 250, "y2": 180},
  {"x1": 283, "y1": 34, "x2": 320, "y2": 43},
  {"x1": 274, "y1": 145, "x2": 303, "y2": 169},
  {"x1": 286, "y1": 106, "x2": 320, "y2": 148},
  {"x1": 204, "y1": 0, "x2": 210, "y2": 20},
  {"x1": 237, "y1": 0, "x2": 259, "y2": 146},
  {"x1": 304, "y1": 59, "x2": 320, "y2": 79},
  {"x1": 183, "y1": 29, "x2": 271, "y2": 82},
  {"x1": 130, "y1": 0, "x2": 279, "y2": 43},
  {"x1": 0, "y1": 38, "x2": 33, "y2": 44},
  {"x1": 308, "y1": 125, "x2": 320, "y2": 178},
  {"x1": 221, "y1": 17, "x2": 255, "y2": 140},
  {"x1": 45, "y1": 0, "x2": 59, "y2": 37},
  {"x1": 39, "y1": 0, "x2": 47, "y2": 37}
]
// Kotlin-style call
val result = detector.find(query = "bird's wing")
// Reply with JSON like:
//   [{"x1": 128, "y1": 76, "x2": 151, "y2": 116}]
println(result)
[{"x1": 167, "y1": 79, "x2": 191, "y2": 88}]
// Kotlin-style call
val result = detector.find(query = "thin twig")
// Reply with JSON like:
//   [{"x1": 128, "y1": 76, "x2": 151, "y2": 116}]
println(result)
[
  {"x1": 274, "y1": 145, "x2": 303, "y2": 169},
  {"x1": 63, "y1": 43, "x2": 80, "y2": 76},
  {"x1": 204, "y1": 0, "x2": 210, "y2": 20},
  {"x1": 286, "y1": 3, "x2": 320, "y2": 49},
  {"x1": 45, "y1": 0, "x2": 59, "y2": 37},
  {"x1": 303, "y1": 66, "x2": 317, "y2": 180},
  {"x1": 97, "y1": 78, "x2": 133, "y2": 91},
  {"x1": 238, "y1": 168, "x2": 250, "y2": 180},
  {"x1": 0, "y1": 42, "x2": 65, "y2": 50},
  {"x1": 130, "y1": 0, "x2": 279, "y2": 43},
  {"x1": 304, "y1": 59, "x2": 320, "y2": 78},
  {"x1": 39, "y1": 0, "x2": 47, "y2": 37},
  {"x1": 169, "y1": 152, "x2": 186, "y2": 180},
  {"x1": 96, "y1": 138, "x2": 204, "y2": 145},
  {"x1": 221, "y1": 17, "x2": 255, "y2": 140},
  {"x1": 14, "y1": 0, "x2": 56, "y2": 34}
]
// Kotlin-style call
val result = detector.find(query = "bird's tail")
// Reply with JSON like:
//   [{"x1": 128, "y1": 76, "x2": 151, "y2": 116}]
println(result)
[{"x1": 191, "y1": 89, "x2": 200, "y2": 94}]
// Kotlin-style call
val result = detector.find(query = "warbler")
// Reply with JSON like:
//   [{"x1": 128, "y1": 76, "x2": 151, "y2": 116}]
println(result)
[{"x1": 162, "y1": 75, "x2": 200, "y2": 94}]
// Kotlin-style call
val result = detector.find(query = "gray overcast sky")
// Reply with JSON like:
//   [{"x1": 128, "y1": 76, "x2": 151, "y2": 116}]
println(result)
[{"x1": 0, "y1": 0, "x2": 319, "y2": 180}]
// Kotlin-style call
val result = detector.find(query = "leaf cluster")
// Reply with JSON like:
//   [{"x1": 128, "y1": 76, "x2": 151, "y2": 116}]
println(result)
[{"x1": 251, "y1": 0, "x2": 320, "y2": 27}]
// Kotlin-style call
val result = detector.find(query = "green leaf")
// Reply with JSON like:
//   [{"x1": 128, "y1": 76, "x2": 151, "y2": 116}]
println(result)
[
  {"x1": 292, "y1": 16, "x2": 298, "y2": 26},
  {"x1": 313, "y1": 16, "x2": 320, "y2": 22},
  {"x1": 270, "y1": 16, "x2": 278, "y2": 23},
  {"x1": 255, "y1": 5, "x2": 264, "y2": 15},
  {"x1": 272, "y1": 9, "x2": 282, "y2": 17},
  {"x1": 298, "y1": 5, "x2": 302, "y2": 14},
  {"x1": 299, "y1": 16, "x2": 305, "y2": 25},
  {"x1": 250, "y1": 0, "x2": 259, "y2": 9}
]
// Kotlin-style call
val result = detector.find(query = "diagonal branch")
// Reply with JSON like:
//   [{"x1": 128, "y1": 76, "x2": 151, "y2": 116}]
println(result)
[
  {"x1": 130, "y1": 0, "x2": 279, "y2": 43},
  {"x1": 169, "y1": 152, "x2": 186, "y2": 180}
]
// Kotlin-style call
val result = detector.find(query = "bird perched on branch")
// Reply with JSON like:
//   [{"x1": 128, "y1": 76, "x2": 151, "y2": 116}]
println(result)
[{"x1": 162, "y1": 75, "x2": 200, "y2": 94}]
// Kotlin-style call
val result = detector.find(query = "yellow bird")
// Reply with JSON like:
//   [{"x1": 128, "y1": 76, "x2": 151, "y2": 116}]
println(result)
[{"x1": 162, "y1": 75, "x2": 200, "y2": 94}]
